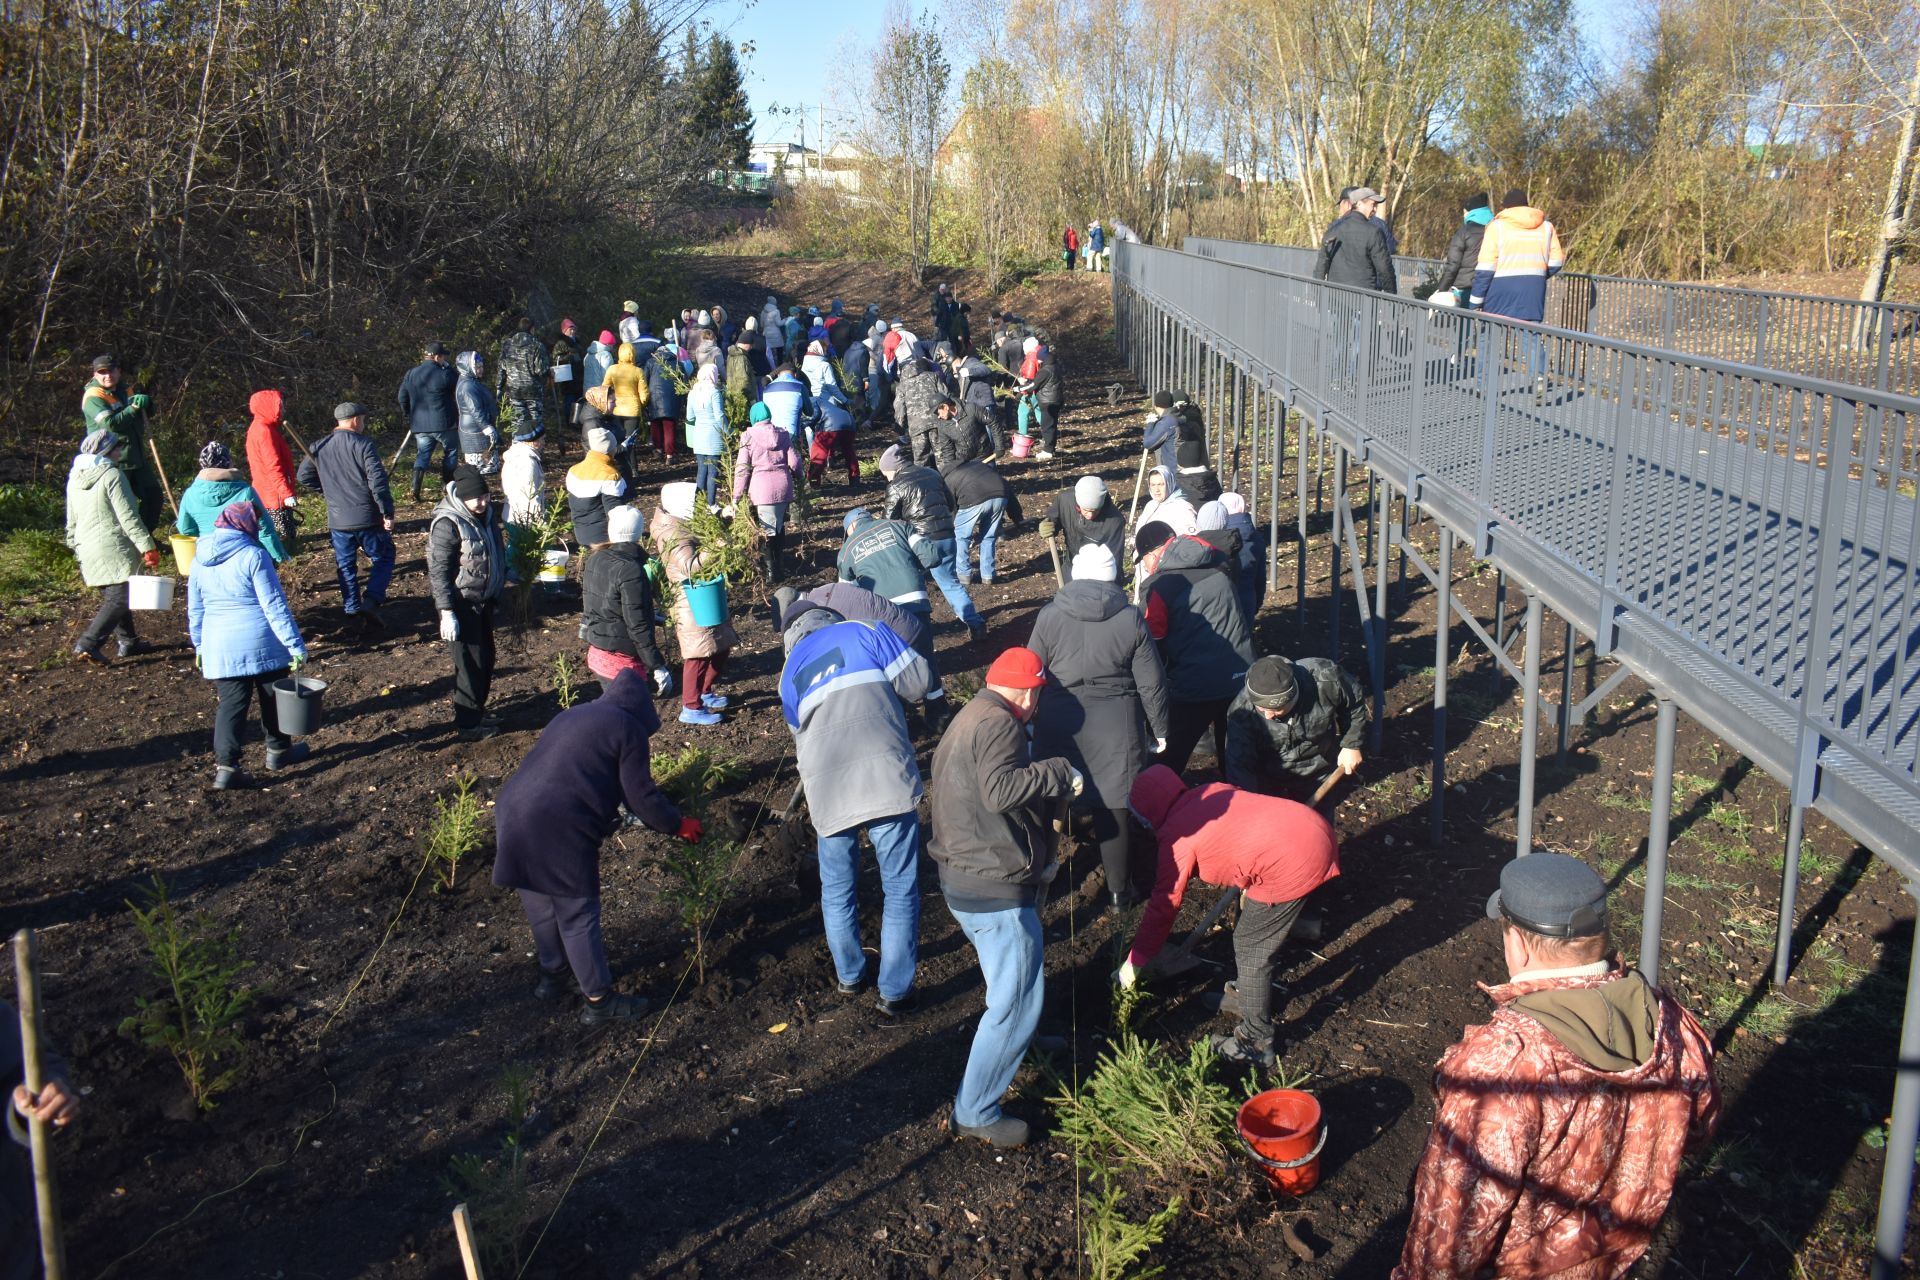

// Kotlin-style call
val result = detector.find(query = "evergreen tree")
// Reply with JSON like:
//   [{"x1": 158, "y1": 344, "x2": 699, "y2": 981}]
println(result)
[{"x1": 692, "y1": 32, "x2": 753, "y2": 171}]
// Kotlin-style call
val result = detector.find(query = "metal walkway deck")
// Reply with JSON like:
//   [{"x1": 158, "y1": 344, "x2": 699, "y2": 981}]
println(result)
[{"x1": 1111, "y1": 240, "x2": 1920, "y2": 1278}]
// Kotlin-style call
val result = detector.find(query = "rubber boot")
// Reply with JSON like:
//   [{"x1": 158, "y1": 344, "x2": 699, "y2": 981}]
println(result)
[
  {"x1": 410, "y1": 469, "x2": 424, "y2": 502},
  {"x1": 766, "y1": 531, "x2": 784, "y2": 583}
]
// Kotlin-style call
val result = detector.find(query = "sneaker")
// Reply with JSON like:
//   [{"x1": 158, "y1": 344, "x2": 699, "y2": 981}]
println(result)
[
  {"x1": 1033, "y1": 450, "x2": 1054, "y2": 461},
  {"x1": 875, "y1": 990, "x2": 919, "y2": 1018},
  {"x1": 980, "y1": 576, "x2": 995, "y2": 586},
  {"x1": 953, "y1": 1114, "x2": 1029, "y2": 1149},
  {"x1": 211, "y1": 765, "x2": 244, "y2": 790},
  {"x1": 700, "y1": 693, "x2": 730, "y2": 711},
  {"x1": 1210, "y1": 1032, "x2": 1276, "y2": 1068},
  {"x1": 457, "y1": 722, "x2": 501, "y2": 742},
  {"x1": 678, "y1": 707, "x2": 723, "y2": 726},
  {"x1": 580, "y1": 992, "x2": 649, "y2": 1024},
  {"x1": 116, "y1": 639, "x2": 150, "y2": 658},
  {"x1": 264, "y1": 743, "x2": 311, "y2": 771},
  {"x1": 70, "y1": 643, "x2": 110, "y2": 666},
  {"x1": 533, "y1": 969, "x2": 570, "y2": 1001}
]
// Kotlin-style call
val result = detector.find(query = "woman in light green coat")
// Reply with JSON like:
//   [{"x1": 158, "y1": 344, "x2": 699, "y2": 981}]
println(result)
[{"x1": 66, "y1": 429, "x2": 159, "y2": 663}]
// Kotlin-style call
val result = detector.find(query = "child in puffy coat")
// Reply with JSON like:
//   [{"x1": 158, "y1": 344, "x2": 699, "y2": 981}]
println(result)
[{"x1": 731, "y1": 402, "x2": 802, "y2": 582}]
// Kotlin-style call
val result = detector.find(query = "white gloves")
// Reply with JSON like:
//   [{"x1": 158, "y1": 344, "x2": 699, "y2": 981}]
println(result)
[
  {"x1": 720, "y1": 503, "x2": 736, "y2": 519},
  {"x1": 652, "y1": 666, "x2": 674, "y2": 696},
  {"x1": 1115, "y1": 960, "x2": 1139, "y2": 989},
  {"x1": 1152, "y1": 737, "x2": 1168, "y2": 756},
  {"x1": 1338, "y1": 747, "x2": 1364, "y2": 776},
  {"x1": 439, "y1": 609, "x2": 459, "y2": 642},
  {"x1": 284, "y1": 495, "x2": 298, "y2": 508},
  {"x1": 1068, "y1": 767, "x2": 1085, "y2": 797}
]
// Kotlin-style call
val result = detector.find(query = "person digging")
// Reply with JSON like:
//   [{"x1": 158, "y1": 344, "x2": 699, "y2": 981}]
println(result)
[
  {"x1": 1117, "y1": 764, "x2": 1340, "y2": 1067},
  {"x1": 1224, "y1": 654, "x2": 1368, "y2": 808}
]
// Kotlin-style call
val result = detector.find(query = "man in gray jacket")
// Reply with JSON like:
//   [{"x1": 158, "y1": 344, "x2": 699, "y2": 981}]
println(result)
[{"x1": 779, "y1": 602, "x2": 934, "y2": 1017}]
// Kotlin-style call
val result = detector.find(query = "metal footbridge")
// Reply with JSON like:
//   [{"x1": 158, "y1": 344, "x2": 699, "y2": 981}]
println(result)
[{"x1": 1111, "y1": 238, "x2": 1920, "y2": 1278}]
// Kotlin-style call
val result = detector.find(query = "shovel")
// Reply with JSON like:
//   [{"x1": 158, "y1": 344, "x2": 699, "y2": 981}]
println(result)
[
  {"x1": 1047, "y1": 532, "x2": 1065, "y2": 588},
  {"x1": 1125, "y1": 446, "x2": 1151, "y2": 528}
]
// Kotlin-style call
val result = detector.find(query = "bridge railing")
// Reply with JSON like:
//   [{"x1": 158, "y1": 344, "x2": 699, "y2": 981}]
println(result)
[
  {"x1": 1183, "y1": 235, "x2": 1920, "y2": 396},
  {"x1": 1119, "y1": 239, "x2": 1920, "y2": 865}
]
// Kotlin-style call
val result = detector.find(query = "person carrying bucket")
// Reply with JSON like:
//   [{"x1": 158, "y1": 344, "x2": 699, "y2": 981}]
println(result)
[
  {"x1": 186, "y1": 499, "x2": 309, "y2": 789},
  {"x1": 1117, "y1": 764, "x2": 1339, "y2": 1067},
  {"x1": 652, "y1": 481, "x2": 737, "y2": 726},
  {"x1": 65, "y1": 429, "x2": 160, "y2": 664},
  {"x1": 1392, "y1": 852, "x2": 1720, "y2": 1280},
  {"x1": 427, "y1": 465, "x2": 509, "y2": 741}
]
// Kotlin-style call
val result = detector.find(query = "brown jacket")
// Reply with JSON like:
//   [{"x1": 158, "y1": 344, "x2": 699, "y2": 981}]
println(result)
[
  {"x1": 1393, "y1": 967, "x2": 1720, "y2": 1280},
  {"x1": 649, "y1": 508, "x2": 736, "y2": 660}
]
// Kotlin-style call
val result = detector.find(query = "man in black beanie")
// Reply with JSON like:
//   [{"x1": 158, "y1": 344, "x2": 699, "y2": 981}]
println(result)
[
  {"x1": 1141, "y1": 390, "x2": 1180, "y2": 477},
  {"x1": 1223, "y1": 654, "x2": 1368, "y2": 805}
]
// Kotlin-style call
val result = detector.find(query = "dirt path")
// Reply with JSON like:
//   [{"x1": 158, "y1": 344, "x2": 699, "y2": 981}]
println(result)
[{"x1": 0, "y1": 257, "x2": 1908, "y2": 1278}]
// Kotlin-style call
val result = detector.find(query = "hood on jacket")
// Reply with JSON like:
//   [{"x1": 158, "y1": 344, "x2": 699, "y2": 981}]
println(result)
[
  {"x1": 1496, "y1": 205, "x2": 1546, "y2": 231},
  {"x1": 248, "y1": 389, "x2": 283, "y2": 429},
  {"x1": 1156, "y1": 534, "x2": 1227, "y2": 572},
  {"x1": 1465, "y1": 206, "x2": 1494, "y2": 227},
  {"x1": 587, "y1": 339, "x2": 613, "y2": 356},
  {"x1": 195, "y1": 467, "x2": 242, "y2": 483},
  {"x1": 1055, "y1": 578, "x2": 1126, "y2": 623},
  {"x1": 457, "y1": 351, "x2": 483, "y2": 378},
  {"x1": 617, "y1": 342, "x2": 637, "y2": 366},
  {"x1": 1507, "y1": 969, "x2": 1662, "y2": 1073},
  {"x1": 194, "y1": 524, "x2": 261, "y2": 570},
  {"x1": 1128, "y1": 764, "x2": 1188, "y2": 830},
  {"x1": 601, "y1": 668, "x2": 663, "y2": 736},
  {"x1": 70, "y1": 458, "x2": 123, "y2": 487}
]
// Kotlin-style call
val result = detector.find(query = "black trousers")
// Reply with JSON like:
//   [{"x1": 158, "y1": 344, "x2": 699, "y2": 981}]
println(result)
[
  {"x1": 1232, "y1": 895, "x2": 1306, "y2": 1050},
  {"x1": 1086, "y1": 805, "x2": 1148, "y2": 907},
  {"x1": 1034, "y1": 403, "x2": 1059, "y2": 450},
  {"x1": 451, "y1": 600, "x2": 497, "y2": 727},
  {"x1": 1160, "y1": 696, "x2": 1232, "y2": 774},
  {"x1": 77, "y1": 581, "x2": 136, "y2": 651},
  {"x1": 213, "y1": 669, "x2": 291, "y2": 766}
]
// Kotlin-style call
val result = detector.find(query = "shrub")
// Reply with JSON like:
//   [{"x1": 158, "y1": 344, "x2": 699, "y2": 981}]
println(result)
[
  {"x1": 1049, "y1": 1033, "x2": 1238, "y2": 1182},
  {"x1": 651, "y1": 836, "x2": 741, "y2": 984},
  {"x1": 1082, "y1": 1171, "x2": 1179, "y2": 1280},
  {"x1": 444, "y1": 1065, "x2": 534, "y2": 1274},
  {"x1": 119, "y1": 877, "x2": 255, "y2": 1111},
  {"x1": 427, "y1": 775, "x2": 487, "y2": 891},
  {"x1": 651, "y1": 744, "x2": 746, "y2": 816}
]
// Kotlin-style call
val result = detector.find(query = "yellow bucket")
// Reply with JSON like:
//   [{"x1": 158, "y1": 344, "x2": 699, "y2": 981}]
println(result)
[{"x1": 169, "y1": 534, "x2": 197, "y2": 576}]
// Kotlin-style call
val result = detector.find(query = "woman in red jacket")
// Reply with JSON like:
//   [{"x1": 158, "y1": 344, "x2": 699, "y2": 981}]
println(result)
[
  {"x1": 245, "y1": 390, "x2": 301, "y2": 554},
  {"x1": 1120, "y1": 763, "x2": 1339, "y2": 1065}
]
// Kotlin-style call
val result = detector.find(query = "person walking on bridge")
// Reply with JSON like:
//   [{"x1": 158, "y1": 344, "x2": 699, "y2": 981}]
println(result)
[{"x1": 1470, "y1": 188, "x2": 1566, "y2": 402}]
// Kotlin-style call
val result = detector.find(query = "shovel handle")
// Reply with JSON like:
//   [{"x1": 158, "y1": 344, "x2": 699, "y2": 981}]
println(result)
[{"x1": 14, "y1": 930, "x2": 67, "y2": 1280}]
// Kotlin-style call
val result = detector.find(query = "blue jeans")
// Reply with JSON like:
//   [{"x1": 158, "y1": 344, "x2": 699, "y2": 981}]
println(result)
[
  {"x1": 953, "y1": 499, "x2": 1007, "y2": 582},
  {"x1": 695, "y1": 455, "x2": 720, "y2": 506},
  {"x1": 918, "y1": 536, "x2": 983, "y2": 628},
  {"x1": 816, "y1": 812, "x2": 922, "y2": 1001},
  {"x1": 948, "y1": 903, "x2": 1047, "y2": 1128},
  {"x1": 413, "y1": 431, "x2": 457, "y2": 477},
  {"x1": 1517, "y1": 326, "x2": 1546, "y2": 381},
  {"x1": 329, "y1": 527, "x2": 393, "y2": 614}
]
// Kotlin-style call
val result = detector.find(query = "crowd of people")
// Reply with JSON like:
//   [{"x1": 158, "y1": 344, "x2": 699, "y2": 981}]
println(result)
[{"x1": 42, "y1": 251, "x2": 1718, "y2": 1278}]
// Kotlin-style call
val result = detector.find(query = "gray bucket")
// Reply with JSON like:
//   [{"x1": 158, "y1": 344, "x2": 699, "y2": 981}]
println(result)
[{"x1": 271, "y1": 676, "x2": 327, "y2": 736}]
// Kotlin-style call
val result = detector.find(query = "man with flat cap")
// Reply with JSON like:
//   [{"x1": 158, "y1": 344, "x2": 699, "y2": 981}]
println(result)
[
  {"x1": 297, "y1": 402, "x2": 396, "y2": 634},
  {"x1": 1224, "y1": 654, "x2": 1369, "y2": 806},
  {"x1": 1394, "y1": 852, "x2": 1720, "y2": 1280}
]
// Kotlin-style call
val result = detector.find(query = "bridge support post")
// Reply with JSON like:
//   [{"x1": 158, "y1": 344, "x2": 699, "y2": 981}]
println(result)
[
  {"x1": 1641, "y1": 697, "x2": 1678, "y2": 986},
  {"x1": 1772, "y1": 801, "x2": 1807, "y2": 986},
  {"x1": 1515, "y1": 593, "x2": 1545, "y2": 858},
  {"x1": 1431, "y1": 528, "x2": 1453, "y2": 844},
  {"x1": 1494, "y1": 570, "x2": 1508, "y2": 649},
  {"x1": 1295, "y1": 417, "x2": 1310, "y2": 624},
  {"x1": 1556, "y1": 621, "x2": 1575, "y2": 764},
  {"x1": 1872, "y1": 879, "x2": 1920, "y2": 1280},
  {"x1": 1331, "y1": 447, "x2": 1345, "y2": 657},
  {"x1": 1371, "y1": 475, "x2": 1389, "y2": 754}
]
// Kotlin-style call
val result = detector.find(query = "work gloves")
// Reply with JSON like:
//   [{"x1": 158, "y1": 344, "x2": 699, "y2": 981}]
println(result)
[
  {"x1": 1115, "y1": 960, "x2": 1138, "y2": 990},
  {"x1": 1037, "y1": 519, "x2": 1056, "y2": 538},
  {"x1": 652, "y1": 667, "x2": 674, "y2": 696},
  {"x1": 1068, "y1": 767, "x2": 1084, "y2": 797},
  {"x1": 676, "y1": 816, "x2": 703, "y2": 844},
  {"x1": 129, "y1": 393, "x2": 152, "y2": 414},
  {"x1": 288, "y1": 653, "x2": 307, "y2": 673},
  {"x1": 439, "y1": 609, "x2": 459, "y2": 642},
  {"x1": 284, "y1": 495, "x2": 298, "y2": 509},
  {"x1": 1151, "y1": 737, "x2": 1168, "y2": 756},
  {"x1": 140, "y1": 549, "x2": 161, "y2": 569}
]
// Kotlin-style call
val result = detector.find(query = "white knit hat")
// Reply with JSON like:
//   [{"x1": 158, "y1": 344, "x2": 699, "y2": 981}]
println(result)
[
  {"x1": 1071, "y1": 543, "x2": 1117, "y2": 582},
  {"x1": 660, "y1": 481, "x2": 697, "y2": 521},
  {"x1": 607, "y1": 504, "x2": 644, "y2": 544},
  {"x1": 1074, "y1": 476, "x2": 1106, "y2": 510}
]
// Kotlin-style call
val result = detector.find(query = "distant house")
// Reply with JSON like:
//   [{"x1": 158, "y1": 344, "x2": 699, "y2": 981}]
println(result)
[
  {"x1": 938, "y1": 106, "x2": 1054, "y2": 186},
  {"x1": 748, "y1": 140, "x2": 869, "y2": 193}
]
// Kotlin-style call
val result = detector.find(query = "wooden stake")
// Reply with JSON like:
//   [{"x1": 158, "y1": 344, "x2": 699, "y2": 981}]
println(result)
[
  {"x1": 1126, "y1": 446, "x2": 1151, "y2": 528},
  {"x1": 13, "y1": 929, "x2": 68, "y2": 1280},
  {"x1": 451, "y1": 1202, "x2": 485, "y2": 1280},
  {"x1": 146, "y1": 438, "x2": 180, "y2": 522},
  {"x1": 1047, "y1": 534, "x2": 1065, "y2": 589}
]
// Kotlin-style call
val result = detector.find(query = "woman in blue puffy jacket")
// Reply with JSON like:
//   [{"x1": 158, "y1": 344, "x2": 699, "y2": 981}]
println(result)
[{"x1": 187, "y1": 499, "x2": 310, "y2": 790}]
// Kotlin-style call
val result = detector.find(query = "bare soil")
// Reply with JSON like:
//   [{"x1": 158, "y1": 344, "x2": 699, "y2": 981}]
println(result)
[{"x1": 0, "y1": 258, "x2": 1910, "y2": 1279}]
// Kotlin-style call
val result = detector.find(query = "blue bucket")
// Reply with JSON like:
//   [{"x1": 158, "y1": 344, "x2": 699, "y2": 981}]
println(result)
[{"x1": 684, "y1": 574, "x2": 728, "y2": 628}]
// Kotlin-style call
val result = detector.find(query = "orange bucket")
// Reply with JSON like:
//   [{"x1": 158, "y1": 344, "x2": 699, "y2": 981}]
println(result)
[{"x1": 1236, "y1": 1088, "x2": 1325, "y2": 1195}]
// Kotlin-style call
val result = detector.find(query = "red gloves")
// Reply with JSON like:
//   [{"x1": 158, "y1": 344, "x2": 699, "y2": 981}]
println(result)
[
  {"x1": 141, "y1": 549, "x2": 161, "y2": 569},
  {"x1": 677, "y1": 817, "x2": 703, "y2": 844}
]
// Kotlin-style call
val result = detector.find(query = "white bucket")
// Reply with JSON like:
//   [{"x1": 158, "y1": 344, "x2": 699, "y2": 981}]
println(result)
[
  {"x1": 127, "y1": 574, "x2": 174, "y2": 610},
  {"x1": 538, "y1": 549, "x2": 571, "y2": 584}
]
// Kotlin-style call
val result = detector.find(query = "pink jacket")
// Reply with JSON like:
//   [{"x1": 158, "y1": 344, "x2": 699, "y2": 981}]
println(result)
[
  {"x1": 1393, "y1": 969, "x2": 1720, "y2": 1279},
  {"x1": 732, "y1": 423, "x2": 801, "y2": 506}
]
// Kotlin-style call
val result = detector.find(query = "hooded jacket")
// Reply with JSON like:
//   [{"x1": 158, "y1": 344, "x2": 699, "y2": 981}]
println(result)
[
  {"x1": 602, "y1": 343, "x2": 649, "y2": 419},
  {"x1": 64, "y1": 458, "x2": 155, "y2": 586},
  {"x1": 894, "y1": 356, "x2": 947, "y2": 452},
  {"x1": 1125, "y1": 768, "x2": 1339, "y2": 968},
  {"x1": 1046, "y1": 490, "x2": 1126, "y2": 564},
  {"x1": 1440, "y1": 207, "x2": 1493, "y2": 293},
  {"x1": 837, "y1": 513, "x2": 930, "y2": 614},
  {"x1": 928, "y1": 688, "x2": 1078, "y2": 909},
  {"x1": 1028, "y1": 580, "x2": 1170, "y2": 810},
  {"x1": 684, "y1": 366, "x2": 727, "y2": 457},
  {"x1": 1028, "y1": 346, "x2": 1062, "y2": 407},
  {"x1": 295, "y1": 427, "x2": 394, "y2": 532},
  {"x1": 1315, "y1": 210, "x2": 1397, "y2": 293},
  {"x1": 582, "y1": 541, "x2": 667, "y2": 670},
  {"x1": 1393, "y1": 968, "x2": 1720, "y2": 1280},
  {"x1": 186, "y1": 526, "x2": 306, "y2": 679},
  {"x1": 801, "y1": 350, "x2": 841, "y2": 401},
  {"x1": 426, "y1": 490, "x2": 508, "y2": 609},
  {"x1": 500, "y1": 441, "x2": 545, "y2": 525},
  {"x1": 454, "y1": 352, "x2": 499, "y2": 452},
  {"x1": 177, "y1": 469, "x2": 288, "y2": 563},
  {"x1": 1143, "y1": 535, "x2": 1254, "y2": 701},
  {"x1": 398, "y1": 357, "x2": 459, "y2": 436},
  {"x1": 1471, "y1": 205, "x2": 1566, "y2": 322},
  {"x1": 781, "y1": 618, "x2": 932, "y2": 838},
  {"x1": 245, "y1": 390, "x2": 299, "y2": 510},
  {"x1": 883, "y1": 462, "x2": 956, "y2": 542},
  {"x1": 651, "y1": 506, "x2": 738, "y2": 659},
  {"x1": 584, "y1": 339, "x2": 616, "y2": 392},
  {"x1": 1224, "y1": 657, "x2": 1368, "y2": 792},
  {"x1": 492, "y1": 672, "x2": 682, "y2": 898},
  {"x1": 761, "y1": 371, "x2": 812, "y2": 436},
  {"x1": 941, "y1": 459, "x2": 1021, "y2": 523},
  {"x1": 733, "y1": 421, "x2": 802, "y2": 506},
  {"x1": 564, "y1": 452, "x2": 627, "y2": 546}
]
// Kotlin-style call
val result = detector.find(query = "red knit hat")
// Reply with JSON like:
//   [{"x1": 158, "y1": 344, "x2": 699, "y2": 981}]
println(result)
[{"x1": 985, "y1": 647, "x2": 1047, "y2": 689}]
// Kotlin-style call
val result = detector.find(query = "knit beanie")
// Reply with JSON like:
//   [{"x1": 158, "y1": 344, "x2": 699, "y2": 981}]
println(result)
[
  {"x1": 1152, "y1": 390, "x2": 1174, "y2": 409},
  {"x1": 985, "y1": 646, "x2": 1047, "y2": 690},
  {"x1": 607, "y1": 504, "x2": 644, "y2": 544},
  {"x1": 782, "y1": 604, "x2": 843, "y2": 653},
  {"x1": 1196, "y1": 500, "x2": 1227, "y2": 531},
  {"x1": 513, "y1": 421, "x2": 545, "y2": 443},
  {"x1": 877, "y1": 445, "x2": 904, "y2": 476},
  {"x1": 1502, "y1": 188, "x2": 1528, "y2": 209},
  {"x1": 1135, "y1": 520, "x2": 1174, "y2": 556},
  {"x1": 660, "y1": 481, "x2": 697, "y2": 521},
  {"x1": 198, "y1": 441, "x2": 231, "y2": 470},
  {"x1": 749, "y1": 402, "x2": 771, "y2": 424},
  {"x1": 1463, "y1": 191, "x2": 1490, "y2": 212},
  {"x1": 213, "y1": 499, "x2": 260, "y2": 537},
  {"x1": 1074, "y1": 476, "x2": 1107, "y2": 510},
  {"x1": 843, "y1": 507, "x2": 869, "y2": 533},
  {"x1": 585, "y1": 425, "x2": 615, "y2": 455},
  {"x1": 1071, "y1": 544, "x2": 1117, "y2": 582},
  {"x1": 451, "y1": 465, "x2": 489, "y2": 502},
  {"x1": 598, "y1": 329, "x2": 616, "y2": 346},
  {"x1": 1246, "y1": 656, "x2": 1299, "y2": 712}
]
